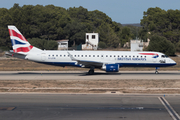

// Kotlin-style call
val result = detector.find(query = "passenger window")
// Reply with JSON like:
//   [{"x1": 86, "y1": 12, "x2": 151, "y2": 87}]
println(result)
[
  {"x1": 145, "y1": 56, "x2": 146, "y2": 58},
  {"x1": 129, "y1": 56, "x2": 131, "y2": 57},
  {"x1": 121, "y1": 55, "x2": 123, "y2": 57},
  {"x1": 97, "y1": 55, "x2": 99, "y2": 57},
  {"x1": 118, "y1": 55, "x2": 119, "y2": 57},
  {"x1": 110, "y1": 55, "x2": 112, "y2": 57},
  {"x1": 114, "y1": 55, "x2": 116, "y2": 57},
  {"x1": 75, "y1": 55, "x2": 76, "y2": 57},
  {"x1": 93, "y1": 55, "x2": 95, "y2": 57},
  {"x1": 125, "y1": 56, "x2": 127, "y2": 57},
  {"x1": 52, "y1": 55, "x2": 54, "y2": 56},
  {"x1": 81, "y1": 55, "x2": 83, "y2": 57},
  {"x1": 141, "y1": 56, "x2": 142, "y2": 58},
  {"x1": 68, "y1": 55, "x2": 69, "y2": 57},
  {"x1": 137, "y1": 56, "x2": 139, "y2": 57},
  {"x1": 60, "y1": 55, "x2": 62, "y2": 57},
  {"x1": 78, "y1": 55, "x2": 79, "y2": 57},
  {"x1": 85, "y1": 55, "x2": 87, "y2": 57},
  {"x1": 133, "y1": 56, "x2": 135, "y2": 57},
  {"x1": 101, "y1": 55, "x2": 103, "y2": 57},
  {"x1": 106, "y1": 55, "x2": 108, "y2": 57},
  {"x1": 89, "y1": 55, "x2": 91, "y2": 57},
  {"x1": 56, "y1": 55, "x2": 58, "y2": 57},
  {"x1": 49, "y1": 55, "x2": 50, "y2": 56},
  {"x1": 64, "y1": 55, "x2": 66, "y2": 57}
]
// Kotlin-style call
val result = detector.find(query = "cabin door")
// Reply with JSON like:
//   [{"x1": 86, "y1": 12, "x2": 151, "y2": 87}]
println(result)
[{"x1": 41, "y1": 53, "x2": 46, "y2": 61}]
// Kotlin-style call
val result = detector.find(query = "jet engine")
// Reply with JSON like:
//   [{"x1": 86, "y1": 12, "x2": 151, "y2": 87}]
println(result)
[{"x1": 105, "y1": 64, "x2": 119, "y2": 72}]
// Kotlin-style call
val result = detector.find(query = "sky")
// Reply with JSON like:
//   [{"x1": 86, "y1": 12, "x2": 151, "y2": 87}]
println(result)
[{"x1": 0, "y1": 0, "x2": 180, "y2": 24}]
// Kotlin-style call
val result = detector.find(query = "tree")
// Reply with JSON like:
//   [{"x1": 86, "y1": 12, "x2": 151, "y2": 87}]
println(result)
[
  {"x1": 64, "y1": 20, "x2": 88, "y2": 46},
  {"x1": 147, "y1": 35, "x2": 175, "y2": 56},
  {"x1": 97, "y1": 22, "x2": 120, "y2": 48},
  {"x1": 0, "y1": 4, "x2": 123, "y2": 50},
  {"x1": 176, "y1": 41, "x2": 180, "y2": 53},
  {"x1": 140, "y1": 7, "x2": 180, "y2": 43},
  {"x1": 98, "y1": 41, "x2": 107, "y2": 48},
  {"x1": 119, "y1": 27, "x2": 133, "y2": 47},
  {"x1": 68, "y1": 6, "x2": 88, "y2": 22},
  {"x1": 28, "y1": 38, "x2": 58, "y2": 50}
]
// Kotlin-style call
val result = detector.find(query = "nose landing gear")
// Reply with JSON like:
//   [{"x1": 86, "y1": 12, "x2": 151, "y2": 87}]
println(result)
[{"x1": 155, "y1": 67, "x2": 159, "y2": 74}]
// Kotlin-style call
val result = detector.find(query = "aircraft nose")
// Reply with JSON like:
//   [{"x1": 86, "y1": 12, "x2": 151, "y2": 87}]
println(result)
[{"x1": 170, "y1": 59, "x2": 176, "y2": 65}]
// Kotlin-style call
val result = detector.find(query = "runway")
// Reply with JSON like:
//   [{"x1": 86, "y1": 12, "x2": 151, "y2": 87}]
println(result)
[
  {"x1": 0, "y1": 94, "x2": 180, "y2": 120},
  {"x1": 0, "y1": 71, "x2": 180, "y2": 80}
]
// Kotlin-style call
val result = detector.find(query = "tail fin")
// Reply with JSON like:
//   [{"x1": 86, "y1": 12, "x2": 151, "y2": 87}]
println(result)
[{"x1": 8, "y1": 25, "x2": 41, "y2": 54}]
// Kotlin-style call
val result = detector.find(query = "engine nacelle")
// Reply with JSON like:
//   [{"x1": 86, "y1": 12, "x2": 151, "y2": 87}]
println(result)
[{"x1": 105, "y1": 64, "x2": 119, "y2": 72}]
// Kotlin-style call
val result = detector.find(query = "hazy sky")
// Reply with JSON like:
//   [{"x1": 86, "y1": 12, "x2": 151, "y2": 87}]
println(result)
[{"x1": 0, "y1": 0, "x2": 180, "y2": 24}]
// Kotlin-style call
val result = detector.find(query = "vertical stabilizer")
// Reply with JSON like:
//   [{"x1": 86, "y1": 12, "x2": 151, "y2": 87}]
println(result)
[{"x1": 8, "y1": 25, "x2": 42, "y2": 54}]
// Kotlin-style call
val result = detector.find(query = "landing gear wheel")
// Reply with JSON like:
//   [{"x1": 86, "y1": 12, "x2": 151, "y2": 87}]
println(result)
[
  {"x1": 155, "y1": 67, "x2": 159, "y2": 74},
  {"x1": 88, "y1": 66, "x2": 95, "y2": 75},
  {"x1": 155, "y1": 71, "x2": 159, "y2": 74},
  {"x1": 88, "y1": 70, "x2": 94, "y2": 75}
]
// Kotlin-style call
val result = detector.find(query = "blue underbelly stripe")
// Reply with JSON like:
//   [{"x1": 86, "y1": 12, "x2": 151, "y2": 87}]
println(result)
[{"x1": 37, "y1": 62, "x2": 176, "y2": 67}]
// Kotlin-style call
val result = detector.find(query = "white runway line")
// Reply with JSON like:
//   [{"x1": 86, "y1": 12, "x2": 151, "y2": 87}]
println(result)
[{"x1": 159, "y1": 97, "x2": 180, "y2": 120}]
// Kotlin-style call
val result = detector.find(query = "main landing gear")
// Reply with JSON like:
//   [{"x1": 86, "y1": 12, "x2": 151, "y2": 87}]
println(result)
[
  {"x1": 88, "y1": 67, "x2": 94, "y2": 75},
  {"x1": 155, "y1": 67, "x2": 159, "y2": 74}
]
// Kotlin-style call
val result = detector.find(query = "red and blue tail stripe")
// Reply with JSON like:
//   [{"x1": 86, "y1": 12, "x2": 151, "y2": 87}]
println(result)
[
  {"x1": 8, "y1": 25, "x2": 33, "y2": 53},
  {"x1": 8, "y1": 29, "x2": 28, "y2": 42},
  {"x1": 11, "y1": 39, "x2": 26, "y2": 46},
  {"x1": 13, "y1": 45, "x2": 33, "y2": 53}
]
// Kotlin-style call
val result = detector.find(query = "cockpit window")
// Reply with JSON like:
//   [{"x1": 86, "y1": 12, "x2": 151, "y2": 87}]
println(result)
[{"x1": 161, "y1": 55, "x2": 168, "y2": 58}]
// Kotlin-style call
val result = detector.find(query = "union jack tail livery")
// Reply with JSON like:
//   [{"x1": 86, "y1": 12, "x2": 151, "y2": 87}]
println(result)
[{"x1": 8, "y1": 25, "x2": 41, "y2": 55}]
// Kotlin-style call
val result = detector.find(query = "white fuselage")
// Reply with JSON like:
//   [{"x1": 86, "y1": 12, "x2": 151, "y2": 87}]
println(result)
[{"x1": 25, "y1": 49, "x2": 176, "y2": 70}]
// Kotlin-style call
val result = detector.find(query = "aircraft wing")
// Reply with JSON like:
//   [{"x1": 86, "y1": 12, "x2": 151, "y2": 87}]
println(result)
[
  {"x1": 78, "y1": 60, "x2": 103, "y2": 67},
  {"x1": 67, "y1": 52, "x2": 114, "y2": 68}
]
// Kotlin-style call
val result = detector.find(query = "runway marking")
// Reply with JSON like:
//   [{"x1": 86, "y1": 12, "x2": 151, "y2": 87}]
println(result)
[
  {"x1": 58, "y1": 106, "x2": 149, "y2": 110},
  {"x1": 159, "y1": 97, "x2": 180, "y2": 120}
]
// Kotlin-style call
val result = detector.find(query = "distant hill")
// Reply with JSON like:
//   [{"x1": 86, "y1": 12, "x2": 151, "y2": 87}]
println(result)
[{"x1": 122, "y1": 23, "x2": 141, "y2": 27}]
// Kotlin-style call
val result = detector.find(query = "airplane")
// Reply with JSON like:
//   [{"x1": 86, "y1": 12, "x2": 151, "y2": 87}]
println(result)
[{"x1": 7, "y1": 25, "x2": 176, "y2": 74}]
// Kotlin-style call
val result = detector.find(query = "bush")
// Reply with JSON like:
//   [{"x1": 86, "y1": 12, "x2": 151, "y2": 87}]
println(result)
[{"x1": 98, "y1": 41, "x2": 107, "y2": 49}]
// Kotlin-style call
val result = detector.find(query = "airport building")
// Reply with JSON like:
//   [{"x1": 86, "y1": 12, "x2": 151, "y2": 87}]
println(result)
[
  {"x1": 57, "y1": 40, "x2": 69, "y2": 50},
  {"x1": 82, "y1": 33, "x2": 99, "y2": 50}
]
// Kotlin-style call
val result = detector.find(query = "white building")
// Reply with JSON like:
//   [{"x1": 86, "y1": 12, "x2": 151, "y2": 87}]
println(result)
[
  {"x1": 131, "y1": 40, "x2": 143, "y2": 51},
  {"x1": 82, "y1": 33, "x2": 99, "y2": 50},
  {"x1": 57, "y1": 40, "x2": 69, "y2": 50}
]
